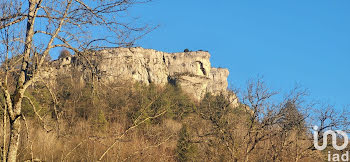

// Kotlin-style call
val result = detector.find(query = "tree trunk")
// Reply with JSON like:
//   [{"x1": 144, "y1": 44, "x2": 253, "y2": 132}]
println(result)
[
  {"x1": 7, "y1": 0, "x2": 41, "y2": 162},
  {"x1": 6, "y1": 1, "x2": 38, "y2": 160},
  {"x1": 7, "y1": 117, "x2": 21, "y2": 162}
]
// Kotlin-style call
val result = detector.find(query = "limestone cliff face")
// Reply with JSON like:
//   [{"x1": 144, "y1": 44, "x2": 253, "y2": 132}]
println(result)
[{"x1": 47, "y1": 47, "x2": 235, "y2": 103}]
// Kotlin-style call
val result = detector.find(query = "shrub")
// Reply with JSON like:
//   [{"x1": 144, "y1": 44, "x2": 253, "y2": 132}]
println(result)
[
  {"x1": 93, "y1": 110, "x2": 108, "y2": 132},
  {"x1": 58, "y1": 49, "x2": 71, "y2": 59},
  {"x1": 176, "y1": 125, "x2": 197, "y2": 162}
]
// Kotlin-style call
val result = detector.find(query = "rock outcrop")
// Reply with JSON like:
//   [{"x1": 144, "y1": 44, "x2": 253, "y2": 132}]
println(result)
[{"x1": 46, "y1": 47, "x2": 236, "y2": 103}]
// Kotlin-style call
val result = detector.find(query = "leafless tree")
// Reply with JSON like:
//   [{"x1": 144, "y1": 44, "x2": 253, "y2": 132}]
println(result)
[
  {"x1": 240, "y1": 79, "x2": 307, "y2": 161},
  {"x1": 239, "y1": 78, "x2": 279, "y2": 162},
  {"x1": 0, "y1": 0, "x2": 153, "y2": 161},
  {"x1": 237, "y1": 78, "x2": 350, "y2": 162}
]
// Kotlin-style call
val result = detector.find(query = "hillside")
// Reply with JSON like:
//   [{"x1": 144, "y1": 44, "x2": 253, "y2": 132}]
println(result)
[{"x1": 0, "y1": 47, "x2": 342, "y2": 162}]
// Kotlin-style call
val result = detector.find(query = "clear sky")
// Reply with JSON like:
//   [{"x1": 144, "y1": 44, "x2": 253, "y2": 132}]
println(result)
[{"x1": 131, "y1": 0, "x2": 350, "y2": 108}]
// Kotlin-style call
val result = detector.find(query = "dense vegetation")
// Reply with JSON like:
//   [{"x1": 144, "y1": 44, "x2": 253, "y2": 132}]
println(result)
[{"x1": 1, "y1": 66, "x2": 348, "y2": 161}]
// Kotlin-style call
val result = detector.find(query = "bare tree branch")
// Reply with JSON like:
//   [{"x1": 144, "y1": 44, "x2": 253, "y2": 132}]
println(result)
[{"x1": 98, "y1": 110, "x2": 167, "y2": 161}]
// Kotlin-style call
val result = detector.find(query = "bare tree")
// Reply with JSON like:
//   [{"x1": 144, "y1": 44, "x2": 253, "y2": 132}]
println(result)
[
  {"x1": 239, "y1": 78, "x2": 279, "y2": 162},
  {"x1": 239, "y1": 79, "x2": 311, "y2": 162},
  {"x1": 0, "y1": 0, "x2": 153, "y2": 161},
  {"x1": 237, "y1": 78, "x2": 350, "y2": 162}
]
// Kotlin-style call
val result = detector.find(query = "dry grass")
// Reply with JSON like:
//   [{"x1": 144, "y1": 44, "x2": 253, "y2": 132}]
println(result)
[{"x1": 6, "y1": 118, "x2": 180, "y2": 162}]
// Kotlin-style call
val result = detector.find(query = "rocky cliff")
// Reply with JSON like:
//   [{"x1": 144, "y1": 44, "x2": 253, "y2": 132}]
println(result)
[{"x1": 46, "y1": 47, "x2": 235, "y2": 103}]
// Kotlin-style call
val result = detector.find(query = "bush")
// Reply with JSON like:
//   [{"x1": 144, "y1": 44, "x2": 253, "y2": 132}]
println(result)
[
  {"x1": 93, "y1": 110, "x2": 108, "y2": 132},
  {"x1": 128, "y1": 83, "x2": 196, "y2": 126},
  {"x1": 58, "y1": 49, "x2": 71, "y2": 59},
  {"x1": 176, "y1": 125, "x2": 197, "y2": 161},
  {"x1": 22, "y1": 85, "x2": 52, "y2": 118}
]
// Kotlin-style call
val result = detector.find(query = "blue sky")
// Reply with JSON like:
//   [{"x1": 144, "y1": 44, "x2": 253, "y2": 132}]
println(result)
[{"x1": 130, "y1": 0, "x2": 350, "y2": 107}]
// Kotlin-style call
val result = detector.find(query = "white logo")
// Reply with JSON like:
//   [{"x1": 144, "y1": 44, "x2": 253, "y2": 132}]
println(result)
[{"x1": 313, "y1": 125, "x2": 349, "y2": 151}]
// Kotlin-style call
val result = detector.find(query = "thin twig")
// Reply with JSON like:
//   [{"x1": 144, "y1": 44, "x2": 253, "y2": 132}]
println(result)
[
  {"x1": 98, "y1": 110, "x2": 167, "y2": 161},
  {"x1": 23, "y1": 96, "x2": 51, "y2": 132},
  {"x1": 122, "y1": 134, "x2": 174, "y2": 162},
  {"x1": 22, "y1": 115, "x2": 34, "y2": 162},
  {"x1": 62, "y1": 140, "x2": 85, "y2": 161}
]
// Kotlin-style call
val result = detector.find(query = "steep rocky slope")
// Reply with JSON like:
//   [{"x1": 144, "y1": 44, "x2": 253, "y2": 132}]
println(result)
[{"x1": 45, "y1": 47, "x2": 236, "y2": 103}]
